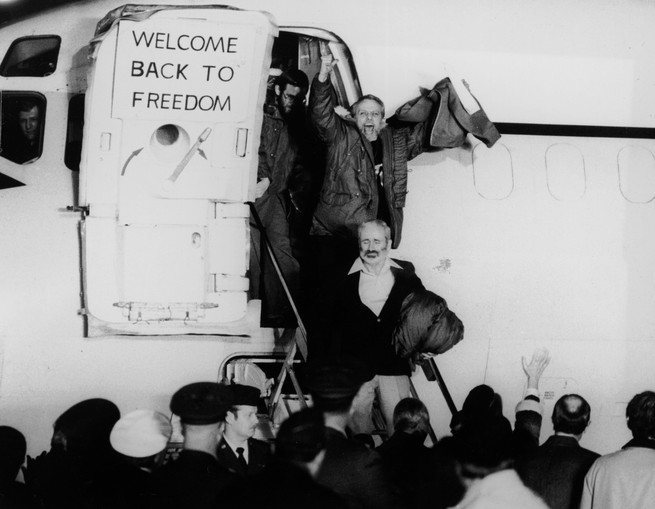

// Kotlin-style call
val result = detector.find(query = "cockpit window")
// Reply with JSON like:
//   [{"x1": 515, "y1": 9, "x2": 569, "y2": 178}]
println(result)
[
  {"x1": 0, "y1": 36, "x2": 61, "y2": 77},
  {"x1": 0, "y1": 92, "x2": 46, "y2": 165}
]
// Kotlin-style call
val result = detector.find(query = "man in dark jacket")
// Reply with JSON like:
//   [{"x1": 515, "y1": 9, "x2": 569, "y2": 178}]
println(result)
[
  {"x1": 308, "y1": 54, "x2": 428, "y2": 273},
  {"x1": 516, "y1": 394, "x2": 599, "y2": 509},
  {"x1": 250, "y1": 69, "x2": 309, "y2": 327},
  {"x1": 306, "y1": 358, "x2": 397, "y2": 509},
  {"x1": 219, "y1": 408, "x2": 347, "y2": 509},
  {"x1": 311, "y1": 219, "x2": 424, "y2": 435},
  {"x1": 216, "y1": 384, "x2": 271, "y2": 477},
  {"x1": 155, "y1": 382, "x2": 237, "y2": 509}
]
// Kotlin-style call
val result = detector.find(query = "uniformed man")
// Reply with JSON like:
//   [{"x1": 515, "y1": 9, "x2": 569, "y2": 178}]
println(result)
[
  {"x1": 219, "y1": 407, "x2": 348, "y2": 509},
  {"x1": 216, "y1": 383, "x2": 271, "y2": 476},
  {"x1": 155, "y1": 382, "x2": 236, "y2": 509}
]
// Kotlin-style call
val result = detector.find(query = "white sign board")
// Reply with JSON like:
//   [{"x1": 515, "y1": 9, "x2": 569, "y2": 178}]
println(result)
[{"x1": 112, "y1": 18, "x2": 256, "y2": 122}]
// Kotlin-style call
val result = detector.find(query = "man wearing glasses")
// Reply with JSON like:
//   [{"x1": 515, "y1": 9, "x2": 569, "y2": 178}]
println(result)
[
  {"x1": 307, "y1": 54, "x2": 429, "y2": 277},
  {"x1": 250, "y1": 69, "x2": 310, "y2": 327}
]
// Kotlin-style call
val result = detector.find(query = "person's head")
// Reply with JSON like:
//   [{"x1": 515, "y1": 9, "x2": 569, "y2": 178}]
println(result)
[
  {"x1": 357, "y1": 220, "x2": 391, "y2": 270},
  {"x1": 0, "y1": 426, "x2": 26, "y2": 484},
  {"x1": 275, "y1": 69, "x2": 309, "y2": 117},
  {"x1": 305, "y1": 356, "x2": 371, "y2": 419},
  {"x1": 110, "y1": 409, "x2": 172, "y2": 470},
  {"x1": 351, "y1": 94, "x2": 385, "y2": 141},
  {"x1": 552, "y1": 394, "x2": 591, "y2": 436},
  {"x1": 393, "y1": 398, "x2": 431, "y2": 439},
  {"x1": 225, "y1": 384, "x2": 261, "y2": 443},
  {"x1": 170, "y1": 382, "x2": 234, "y2": 454},
  {"x1": 17, "y1": 99, "x2": 40, "y2": 142},
  {"x1": 275, "y1": 408, "x2": 327, "y2": 477},
  {"x1": 451, "y1": 385, "x2": 504, "y2": 435},
  {"x1": 52, "y1": 398, "x2": 120, "y2": 459},
  {"x1": 626, "y1": 390, "x2": 655, "y2": 441}
]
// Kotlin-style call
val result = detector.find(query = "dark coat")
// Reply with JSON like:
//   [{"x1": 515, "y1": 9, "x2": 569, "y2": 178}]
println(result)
[
  {"x1": 316, "y1": 427, "x2": 396, "y2": 509},
  {"x1": 377, "y1": 431, "x2": 431, "y2": 509},
  {"x1": 219, "y1": 459, "x2": 348, "y2": 509},
  {"x1": 216, "y1": 438, "x2": 271, "y2": 477},
  {"x1": 515, "y1": 435, "x2": 600, "y2": 509},
  {"x1": 154, "y1": 450, "x2": 237, "y2": 509},
  {"x1": 309, "y1": 77, "x2": 426, "y2": 248},
  {"x1": 324, "y1": 259, "x2": 424, "y2": 376}
]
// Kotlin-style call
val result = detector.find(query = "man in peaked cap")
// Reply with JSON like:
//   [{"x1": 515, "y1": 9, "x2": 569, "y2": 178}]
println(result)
[
  {"x1": 217, "y1": 383, "x2": 271, "y2": 477},
  {"x1": 306, "y1": 357, "x2": 397, "y2": 509},
  {"x1": 154, "y1": 382, "x2": 237, "y2": 509}
]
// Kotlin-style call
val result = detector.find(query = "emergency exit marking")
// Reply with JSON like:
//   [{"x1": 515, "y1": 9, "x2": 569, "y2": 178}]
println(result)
[{"x1": 112, "y1": 19, "x2": 255, "y2": 121}]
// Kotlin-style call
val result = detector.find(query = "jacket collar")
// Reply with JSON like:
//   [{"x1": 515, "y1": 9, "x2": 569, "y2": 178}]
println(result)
[{"x1": 623, "y1": 438, "x2": 655, "y2": 451}]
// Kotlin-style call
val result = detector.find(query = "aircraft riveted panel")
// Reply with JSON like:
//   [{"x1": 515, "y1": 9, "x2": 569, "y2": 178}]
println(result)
[{"x1": 79, "y1": 6, "x2": 277, "y2": 336}]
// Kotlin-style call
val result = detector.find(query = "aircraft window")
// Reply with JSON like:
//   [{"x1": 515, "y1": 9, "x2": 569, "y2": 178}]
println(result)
[
  {"x1": 0, "y1": 92, "x2": 45, "y2": 165},
  {"x1": 65, "y1": 95, "x2": 85, "y2": 171},
  {"x1": 0, "y1": 36, "x2": 61, "y2": 77}
]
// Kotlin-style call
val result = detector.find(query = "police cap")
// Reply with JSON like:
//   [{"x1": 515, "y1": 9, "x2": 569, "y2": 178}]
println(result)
[{"x1": 170, "y1": 382, "x2": 234, "y2": 425}]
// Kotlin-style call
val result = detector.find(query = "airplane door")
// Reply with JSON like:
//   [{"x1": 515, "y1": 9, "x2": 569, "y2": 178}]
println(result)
[{"x1": 79, "y1": 6, "x2": 276, "y2": 336}]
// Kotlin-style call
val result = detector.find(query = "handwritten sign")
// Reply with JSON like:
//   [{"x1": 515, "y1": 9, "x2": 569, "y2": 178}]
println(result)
[{"x1": 112, "y1": 18, "x2": 256, "y2": 121}]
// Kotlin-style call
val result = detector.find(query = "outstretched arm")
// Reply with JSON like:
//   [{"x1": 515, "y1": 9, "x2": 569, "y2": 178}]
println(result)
[{"x1": 515, "y1": 348, "x2": 551, "y2": 452}]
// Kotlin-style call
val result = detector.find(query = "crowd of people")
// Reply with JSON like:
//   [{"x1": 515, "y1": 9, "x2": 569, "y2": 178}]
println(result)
[{"x1": 0, "y1": 351, "x2": 653, "y2": 509}]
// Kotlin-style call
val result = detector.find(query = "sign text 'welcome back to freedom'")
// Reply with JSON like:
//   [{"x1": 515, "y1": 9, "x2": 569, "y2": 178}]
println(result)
[{"x1": 112, "y1": 18, "x2": 256, "y2": 122}]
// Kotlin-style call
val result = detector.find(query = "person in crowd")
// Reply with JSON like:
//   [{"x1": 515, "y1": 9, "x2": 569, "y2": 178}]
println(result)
[
  {"x1": 0, "y1": 425, "x2": 36, "y2": 509},
  {"x1": 2, "y1": 98, "x2": 41, "y2": 164},
  {"x1": 98, "y1": 409, "x2": 172, "y2": 509},
  {"x1": 445, "y1": 422, "x2": 549, "y2": 509},
  {"x1": 515, "y1": 394, "x2": 599, "y2": 509},
  {"x1": 311, "y1": 219, "x2": 425, "y2": 434},
  {"x1": 219, "y1": 407, "x2": 347, "y2": 508},
  {"x1": 250, "y1": 69, "x2": 310, "y2": 327},
  {"x1": 306, "y1": 357, "x2": 397, "y2": 509},
  {"x1": 155, "y1": 382, "x2": 236, "y2": 509},
  {"x1": 216, "y1": 383, "x2": 271, "y2": 477},
  {"x1": 451, "y1": 349, "x2": 550, "y2": 459},
  {"x1": 376, "y1": 398, "x2": 432, "y2": 509},
  {"x1": 22, "y1": 398, "x2": 120, "y2": 509},
  {"x1": 307, "y1": 52, "x2": 435, "y2": 277},
  {"x1": 580, "y1": 390, "x2": 655, "y2": 509}
]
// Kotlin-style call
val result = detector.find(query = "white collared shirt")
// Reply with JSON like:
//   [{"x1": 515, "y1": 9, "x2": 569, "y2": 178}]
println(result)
[{"x1": 348, "y1": 257, "x2": 402, "y2": 316}]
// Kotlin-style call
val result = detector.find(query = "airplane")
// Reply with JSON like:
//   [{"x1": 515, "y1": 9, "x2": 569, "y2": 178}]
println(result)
[{"x1": 1, "y1": 0, "x2": 654, "y2": 459}]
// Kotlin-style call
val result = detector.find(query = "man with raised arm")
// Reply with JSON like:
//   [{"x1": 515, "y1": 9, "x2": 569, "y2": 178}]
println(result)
[{"x1": 308, "y1": 53, "x2": 429, "y2": 272}]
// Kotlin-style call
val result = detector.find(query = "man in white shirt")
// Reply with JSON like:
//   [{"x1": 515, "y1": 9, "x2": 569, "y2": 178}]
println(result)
[{"x1": 312, "y1": 219, "x2": 425, "y2": 434}]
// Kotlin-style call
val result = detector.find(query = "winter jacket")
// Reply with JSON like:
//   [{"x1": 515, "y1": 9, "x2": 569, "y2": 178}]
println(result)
[{"x1": 309, "y1": 78, "x2": 426, "y2": 248}]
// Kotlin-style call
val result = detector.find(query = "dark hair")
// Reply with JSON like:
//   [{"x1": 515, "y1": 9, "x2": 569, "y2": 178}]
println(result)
[
  {"x1": 0, "y1": 426, "x2": 26, "y2": 482},
  {"x1": 626, "y1": 390, "x2": 655, "y2": 440},
  {"x1": 552, "y1": 394, "x2": 591, "y2": 435},
  {"x1": 351, "y1": 94, "x2": 385, "y2": 117},
  {"x1": 393, "y1": 398, "x2": 430, "y2": 436},
  {"x1": 17, "y1": 98, "x2": 40, "y2": 114},
  {"x1": 276, "y1": 69, "x2": 309, "y2": 91}
]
